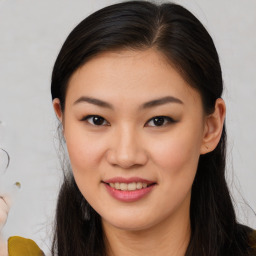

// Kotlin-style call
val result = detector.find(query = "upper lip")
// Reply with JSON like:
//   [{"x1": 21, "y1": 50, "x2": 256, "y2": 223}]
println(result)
[{"x1": 103, "y1": 177, "x2": 156, "y2": 184}]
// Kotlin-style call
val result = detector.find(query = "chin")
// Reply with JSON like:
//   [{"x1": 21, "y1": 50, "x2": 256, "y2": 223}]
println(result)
[
  {"x1": 107, "y1": 220, "x2": 153, "y2": 231},
  {"x1": 101, "y1": 210, "x2": 161, "y2": 232}
]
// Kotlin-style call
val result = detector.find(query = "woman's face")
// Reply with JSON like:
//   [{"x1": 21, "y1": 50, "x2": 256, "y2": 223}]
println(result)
[{"x1": 57, "y1": 49, "x2": 209, "y2": 231}]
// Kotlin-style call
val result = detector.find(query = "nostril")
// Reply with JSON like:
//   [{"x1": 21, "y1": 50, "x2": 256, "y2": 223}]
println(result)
[{"x1": 106, "y1": 147, "x2": 148, "y2": 168}]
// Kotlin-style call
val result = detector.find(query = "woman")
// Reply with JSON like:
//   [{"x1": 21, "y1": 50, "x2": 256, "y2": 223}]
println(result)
[
  {"x1": 2, "y1": 1, "x2": 256, "y2": 255},
  {"x1": 50, "y1": 1, "x2": 256, "y2": 255}
]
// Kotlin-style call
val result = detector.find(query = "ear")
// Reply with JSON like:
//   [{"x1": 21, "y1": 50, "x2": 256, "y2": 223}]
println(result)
[
  {"x1": 53, "y1": 98, "x2": 63, "y2": 122},
  {"x1": 200, "y1": 98, "x2": 226, "y2": 154}
]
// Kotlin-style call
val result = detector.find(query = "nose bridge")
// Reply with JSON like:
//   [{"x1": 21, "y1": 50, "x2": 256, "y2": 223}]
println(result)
[
  {"x1": 118, "y1": 124, "x2": 136, "y2": 155},
  {"x1": 108, "y1": 123, "x2": 147, "y2": 168}
]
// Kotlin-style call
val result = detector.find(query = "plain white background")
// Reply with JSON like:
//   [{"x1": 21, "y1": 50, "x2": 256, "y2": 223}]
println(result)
[{"x1": 0, "y1": 0, "x2": 255, "y2": 254}]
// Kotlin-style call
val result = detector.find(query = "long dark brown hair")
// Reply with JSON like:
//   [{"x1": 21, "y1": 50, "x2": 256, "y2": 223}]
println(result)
[{"x1": 50, "y1": 1, "x2": 255, "y2": 255}]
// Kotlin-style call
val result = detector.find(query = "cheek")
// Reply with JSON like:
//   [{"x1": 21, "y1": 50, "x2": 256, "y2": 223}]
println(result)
[
  {"x1": 65, "y1": 125, "x2": 102, "y2": 165},
  {"x1": 64, "y1": 126, "x2": 107, "y2": 184},
  {"x1": 148, "y1": 125, "x2": 203, "y2": 191},
  {"x1": 64, "y1": 130, "x2": 106, "y2": 200},
  {"x1": 151, "y1": 133, "x2": 201, "y2": 170},
  {"x1": 147, "y1": 128, "x2": 202, "y2": 213}
]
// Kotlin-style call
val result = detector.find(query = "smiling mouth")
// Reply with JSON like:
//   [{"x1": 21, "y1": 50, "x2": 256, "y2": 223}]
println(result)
[{"x1": 104, "y1": 182, "x2": 156, "y2": 191}]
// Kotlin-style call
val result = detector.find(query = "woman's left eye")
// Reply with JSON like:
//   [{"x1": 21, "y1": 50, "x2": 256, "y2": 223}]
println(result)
[
  {"x1": 82, "y1": 115, "x2": 109, "y2": 126},
  {"x1": 146, "y1": 116, "x2": 175, "y2": 127}
]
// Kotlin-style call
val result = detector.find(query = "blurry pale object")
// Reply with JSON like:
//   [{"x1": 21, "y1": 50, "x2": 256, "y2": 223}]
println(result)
[{"x1": 0, "y1": 149, "x2": 9, "y2": 174}]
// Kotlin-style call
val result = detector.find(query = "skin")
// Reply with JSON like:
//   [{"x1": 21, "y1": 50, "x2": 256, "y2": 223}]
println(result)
[
  {"x1": 53, "y1": 49, "x2": 225, "y2": 256},
  {"x1": 0, "y1": 196, "x2": 9, "y2": 256},
  {"x1": 0, "y1": 184, "x2": 20, "y2": 256}
]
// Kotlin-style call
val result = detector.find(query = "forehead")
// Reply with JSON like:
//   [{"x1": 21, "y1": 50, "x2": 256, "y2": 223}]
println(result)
[{"x1": 66, "y1": 49, "x2": 201, "y2": 108}]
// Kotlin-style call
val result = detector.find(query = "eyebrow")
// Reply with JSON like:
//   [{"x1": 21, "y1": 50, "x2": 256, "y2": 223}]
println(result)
[
  {"x1": 73, "y1": 96, "x2": 183, "y2": 109},
  {"x1": 73, "y1": 96, "x2": 113, "y2": 109},
  {"x1": 141, "y1": 96, "x2": 183, "y2": 109}
]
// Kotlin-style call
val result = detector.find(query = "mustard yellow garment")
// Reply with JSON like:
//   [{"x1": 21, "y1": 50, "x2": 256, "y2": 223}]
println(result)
[
  {"x1": 8, "y1": 236, "x2": 44, "y2": 256},
  {"x1": 6, "y1": 231, "x2": 256, "y2": 255}
]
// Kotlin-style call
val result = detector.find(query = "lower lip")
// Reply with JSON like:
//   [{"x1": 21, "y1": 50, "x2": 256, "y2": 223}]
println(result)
[{"x1": 104, "y1": 183, "x2": 155, "y2": 202}]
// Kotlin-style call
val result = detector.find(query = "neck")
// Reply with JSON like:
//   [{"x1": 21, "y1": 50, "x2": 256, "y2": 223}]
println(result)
[{"x1": 103, "y1": 198, "x2": 191, "y2": 256}]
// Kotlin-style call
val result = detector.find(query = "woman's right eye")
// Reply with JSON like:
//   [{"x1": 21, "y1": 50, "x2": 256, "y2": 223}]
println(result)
[{"x1": 82, "y1": 115, "x2": 109, "y2": 126}]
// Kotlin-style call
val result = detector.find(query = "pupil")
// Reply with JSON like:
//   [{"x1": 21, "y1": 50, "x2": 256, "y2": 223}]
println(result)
[
  {"x1": 93, "y1": 116, "x2": 104, "y2": 125},
  {"x1": 153, "y1": 117, "x2": 164, "y2": 126}
]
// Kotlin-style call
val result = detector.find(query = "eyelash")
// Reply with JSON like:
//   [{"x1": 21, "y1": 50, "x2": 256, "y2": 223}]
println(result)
[
  {"x1": 81, "y1": 115, "x2": 176, "y2": 127},
  {"x1": 81, "y1": 115, "x2": 109, "y2": 126},
  {"x1": 145, "y1": 116, "x2": 176, "y2": 127}
]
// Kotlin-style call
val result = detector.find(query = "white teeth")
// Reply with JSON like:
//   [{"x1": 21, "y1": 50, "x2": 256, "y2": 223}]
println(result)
[
  {"x1": 128, "y1": 182, "x2": 136, "y2": 191},
  {"x1": 136, "y1": 182, "x2": 142, "y2": 189},
  {"x1": 120, "y1": 183, "x2": 128, "y2": 191},
  {"x1": 109, "y1": 182, "x2": 149, "y2": 191},
  {"x1": 115, "y1": 182, "x2": 120, "y2": 190}
]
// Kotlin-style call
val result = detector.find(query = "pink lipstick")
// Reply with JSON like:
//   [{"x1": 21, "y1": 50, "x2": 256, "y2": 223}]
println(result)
[{"x1": 103, "y1": 177, "x2": 156, "y2": 202}]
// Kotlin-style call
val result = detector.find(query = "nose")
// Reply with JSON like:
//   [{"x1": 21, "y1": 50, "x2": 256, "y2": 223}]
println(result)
[{"x1": 106, "y1": 126, "x2": 148, "y2": 169}]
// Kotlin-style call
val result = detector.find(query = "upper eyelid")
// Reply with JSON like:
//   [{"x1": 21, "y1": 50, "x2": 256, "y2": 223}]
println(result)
[
  {"x1": 81, "y1": 115, "x2": 175, "y2": 125},
  {"x1": 81, "y1": 115, "x2": 174, "y2": 120},
  {"x1": 145, "y1": 116, "x2": 175, "y2": 126},
  {"x1": 81, "y1": 115, "x2": 109, "y2": 125},
  {"x1": 81, "y1": 115, "x2": 106, "y2": 120},
  {"x1": 145, "y1": 116, "x2": 175, "y2": 123}
]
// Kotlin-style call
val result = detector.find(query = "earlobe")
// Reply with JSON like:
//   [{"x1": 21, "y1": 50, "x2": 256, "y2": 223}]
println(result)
[
  {"x1": 200, "y1": 98, "x2": 226, "y2": 154},
  {"x1": 53, "y1": 98, "x2": 63, "y2": 122}
]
